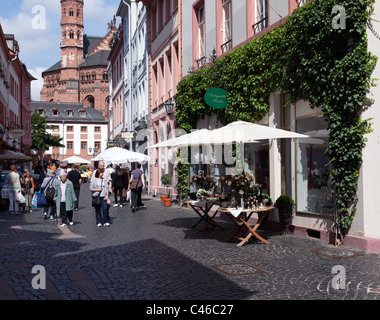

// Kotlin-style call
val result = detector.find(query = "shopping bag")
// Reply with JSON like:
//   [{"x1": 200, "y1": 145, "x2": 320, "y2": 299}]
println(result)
[
  {"x1": 32, "y1": 192, "x2": 38, "y2": 208},
  {"x1": 37, "y1": 190, "x2": 47, "y2": 207},
  {"x1": 16, "y1": 192, "x2": 21, "y2": 202},
  {"x1": 18, "y1": 193, "x2": 26, "y2": 204}
]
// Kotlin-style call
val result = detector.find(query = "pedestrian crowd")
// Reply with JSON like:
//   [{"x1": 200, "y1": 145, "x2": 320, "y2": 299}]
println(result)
[{"x1": 2, "y1": 161, "x2": 146, "y2": 227}]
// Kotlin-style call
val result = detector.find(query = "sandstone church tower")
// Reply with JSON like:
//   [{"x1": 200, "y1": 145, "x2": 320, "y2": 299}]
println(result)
[
  {"x1": 40, "y1": 0, "x2": 117, "y2": 120},
  {"x1": 60, "y1": 0, "x2": 84, "y2": 92}
]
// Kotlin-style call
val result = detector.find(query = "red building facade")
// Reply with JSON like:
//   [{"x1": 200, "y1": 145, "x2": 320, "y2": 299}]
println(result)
[{"x1": 40, "y1": 0, "x2": 117, "y2": 120}]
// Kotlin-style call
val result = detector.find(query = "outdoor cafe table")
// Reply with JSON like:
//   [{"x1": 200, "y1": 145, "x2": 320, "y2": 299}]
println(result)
[
  {"x1": 217, "y1": 206, "x2": 275, "y2": 246},
  {"x1": 184, "y1": 200, "x2": 226, "y2": 232}
]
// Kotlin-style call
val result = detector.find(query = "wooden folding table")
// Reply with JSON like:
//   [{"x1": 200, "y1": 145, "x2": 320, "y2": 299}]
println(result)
[
  {"x1": 217, "y1": 206, "x2": 274, "y2": 246},
  {"x1": 184, "y1": 200, "x2": 226, "y2": 231}
]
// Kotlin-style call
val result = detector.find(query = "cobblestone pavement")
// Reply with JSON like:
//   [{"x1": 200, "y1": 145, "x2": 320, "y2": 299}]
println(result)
[{"x1": 0, "y1": 185, "x2": 380, "y2": 301}]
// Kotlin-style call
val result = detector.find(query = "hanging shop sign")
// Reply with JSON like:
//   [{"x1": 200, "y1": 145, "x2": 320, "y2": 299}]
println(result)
[{"x1": 204, "y1": 88, "x2": 228, "y2": 109}]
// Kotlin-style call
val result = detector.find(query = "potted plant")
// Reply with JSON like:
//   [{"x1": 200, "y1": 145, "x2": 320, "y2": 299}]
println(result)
[
  {"x1": 274, "y1": 195, "x2": 295, "y2": 235},
  {"x1": 161, "y1": 173, "x2": 171, "y2": 193},
  {"x1": 258, "y1": 193, "x2": 272, "y2": 206},
  {"x1": 196, "y1": 188, "x2": 208, "y2": 200},
  {"x1": 163, "y1": 197, "x2": 172, "y2": 207}
]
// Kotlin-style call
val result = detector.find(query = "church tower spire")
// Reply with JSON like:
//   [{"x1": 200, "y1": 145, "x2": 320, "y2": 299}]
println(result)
[{"x1": 60, "y1": 0, "x2": 84, "y2": 84}]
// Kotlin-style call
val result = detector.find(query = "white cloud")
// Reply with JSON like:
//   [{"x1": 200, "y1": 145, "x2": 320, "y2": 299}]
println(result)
[
  {"x1": 28, "y1": 66, "x2": 46, "y2": 101},
  {"x1": 84, "y1": 0, "x2": 120, "y2": 35}
]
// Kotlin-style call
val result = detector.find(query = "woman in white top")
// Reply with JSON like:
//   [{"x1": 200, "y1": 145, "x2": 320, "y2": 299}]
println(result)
[
  {"x1": 90, "y1": 168, "x2": 109, "y2": 227},
  {"x1": 5, "y1": 164, "x2": 21, "y2": 215}
]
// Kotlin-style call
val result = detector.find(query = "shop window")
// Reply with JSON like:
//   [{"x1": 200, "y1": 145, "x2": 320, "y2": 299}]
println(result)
[
  {"x1": 298, "y1": 0, "x2": 310, "y2": 7},
  {"x1": 197, "y1": 4, "x2": 206, "y2": 64},
  {"x1": 222, "y1": 0, "x2": 232, "y2": 53},
  {"x1": 296, "y1": 115, "x2": 333, "y2": 216},
  {"x1": 254, "y1": 0, "x2": 268, "y2": 34}
]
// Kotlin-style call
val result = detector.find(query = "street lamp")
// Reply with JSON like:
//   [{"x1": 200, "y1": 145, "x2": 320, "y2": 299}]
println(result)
[
  {"x1": 89, "y1": 146, "x2": 98, "y2": 157},
  {"x1": 165, "y1": 99, "x2": 175, "y2": 117},
  {"x1": 138, "y1": 118, "x2": 147, "y2": 129}
]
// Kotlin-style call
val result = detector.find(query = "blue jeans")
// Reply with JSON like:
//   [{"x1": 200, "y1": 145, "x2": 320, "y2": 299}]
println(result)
[{"x1": 95, "y1": 197, "x2": 108, "y2": 225}]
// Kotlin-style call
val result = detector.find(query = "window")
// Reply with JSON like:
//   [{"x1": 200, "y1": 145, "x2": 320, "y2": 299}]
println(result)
[
  {"x1": 67, "y1": 141, "x2": 73, "y2": 149},
  {"x1": 298, "y1": 0, "x2": 310, "y2": 7},
  {"x1": 80, "y1": 110, "x2": 87, "y2": 117},
  {"x1": 222, "y1": 0, "x2": 232, "y2": 53},
  {"x1": 81, "y1": 141, "x2": 87, "y2": 150},
  {"x1": 66, "y1": 110, "x2": 73, "y2": 117},
  {"x1": 95, "y1": 141, "x2": 101, "y2": 150},
  {"x1": 38, "y1": 109, "x2": 45, "y2": 116},
  {"x1": 254, "y1": 0, "x2": 268, "y2": 34},
  {"x1": 94, "y1": 126, "x2": 101, "y2": 132},
  {"x1": 80, "y1": 126, "x2": 87, "y2": 132},
  {"x1": 52, "y1": 109, "x2": 59, "y2": 116},
  {"x1": 52, "y1": 125, "x2": 59, "y2": 132},
  {"x1": 67, "y1": 126, "x2": 73, "y2": 132},
  {"x1": 69, "y1": 9, "x2": 74, "y2": 16},
  {"x1": 296, "y1": 116, "x2": 333, "y2": 216},
  {"x1": 197, "y1": 5, "x2": 206, "y2": 64}
]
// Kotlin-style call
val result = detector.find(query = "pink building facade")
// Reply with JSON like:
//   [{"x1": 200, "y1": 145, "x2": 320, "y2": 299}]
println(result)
[
  {"x1": 139, "y1": 0, "x2": 182, "y2": 196},
  {"x1": 0, "y1": 25, "x2": 35, "y2": 158}
]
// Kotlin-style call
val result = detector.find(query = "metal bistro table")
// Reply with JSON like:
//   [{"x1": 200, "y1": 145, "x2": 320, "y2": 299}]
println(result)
[
  {"x1": 217, "y1": 206, "x2": 275, "y2": 246},
  {"x1": 184, "y1": 200, "x2": 226, "y2": 232}
]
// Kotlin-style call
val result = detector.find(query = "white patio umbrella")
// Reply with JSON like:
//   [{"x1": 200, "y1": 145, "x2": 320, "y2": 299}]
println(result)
[
  {"x1": 207, "y1": 120, "x2": 309, "y2": 143},
  {"x1": 92, "y1": 147, "x2": 150, "y2": 165},
  {"x1": 148, "y1": 121, "x2": 308, "y2": 149},
  {"x1": 60, "y1": 155, "x2": 91, "y2": 164},
  {"x1": 147, "y1": 129, "x2": 212, "y2": 149}
]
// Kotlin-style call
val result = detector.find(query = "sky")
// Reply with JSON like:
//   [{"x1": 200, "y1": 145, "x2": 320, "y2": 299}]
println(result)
[{"x1": 0, "y1": 0, "x2": 122, "y2": 101}]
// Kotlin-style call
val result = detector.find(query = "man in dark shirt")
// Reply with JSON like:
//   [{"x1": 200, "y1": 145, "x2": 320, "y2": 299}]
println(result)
[{"x1": 67, "y1": 165, "x2": 82, "y2": 211}]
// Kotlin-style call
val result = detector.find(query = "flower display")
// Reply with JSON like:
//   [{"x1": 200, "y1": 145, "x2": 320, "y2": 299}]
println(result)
[
  {"x1": 196, "y1": 189, "x2": 208, "y2": 198},
  {"x1": 221, "y1": 172, "x2": 258, "y2": 199},
  {"x1": 190, "y1": 173, "x2": 218, "y2": 191}
]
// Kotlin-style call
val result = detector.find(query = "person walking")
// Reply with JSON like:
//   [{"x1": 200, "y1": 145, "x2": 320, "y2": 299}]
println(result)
[
  {"x1": 112, "y1": 166, "x2": 125, "y2": 207},
  {"x1": 90, "y1": 168, "x2": 110, "y2": 227},
  {"x1": 41, "y1": 169, "x2": 58, "y2": 220},
  {"x1": 54, "y1": 171, "x2": 77, "y2": 227},
  {"x1": 128, "y1": 163, "x2": 145, "y2": 212},
  {"x1": 67, "y1": 164, "x2": 82, "y2": 211},
  {"x1": 20, "y1": 169, "x2": 35, "y2": 213},
  {"x1": 5, "y1": 164, "x2": 21, "y2": 215},
  {"x1": 91, "y1": 161, "x2": 111, "y2": 222}
]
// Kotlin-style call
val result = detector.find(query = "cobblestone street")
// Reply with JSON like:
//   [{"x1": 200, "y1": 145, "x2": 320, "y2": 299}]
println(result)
[{"x1": 0, "y1": 185, "x2": 380, "y2": 301}]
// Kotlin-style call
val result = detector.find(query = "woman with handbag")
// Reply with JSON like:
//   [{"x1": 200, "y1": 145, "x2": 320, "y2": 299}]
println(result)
[
  {"x1": 5, "y1": 164, "x2": 21, "y2": 215},
  {"x1": 128, "y1": 163, "x2": 145, "y2": 213},
  {"x1": 90, "y1": 168, "x2": 110, "y2": 227},
  {"x1": 20, "y1": 169, "x2": 35, "y2": 214},
  {"x1": 53, "y1": 171, "x2": 77, "y2": 227}
]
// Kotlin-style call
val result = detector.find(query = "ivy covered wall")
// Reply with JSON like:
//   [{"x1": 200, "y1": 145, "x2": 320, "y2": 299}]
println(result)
[{"x1": 174, "y1": 0, "x2": 377, "y2": 232}]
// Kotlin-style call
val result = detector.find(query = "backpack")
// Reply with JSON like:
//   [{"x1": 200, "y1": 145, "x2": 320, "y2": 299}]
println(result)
[{"x1": 45, "y1": 178, "x2": 56, "y2": 200}]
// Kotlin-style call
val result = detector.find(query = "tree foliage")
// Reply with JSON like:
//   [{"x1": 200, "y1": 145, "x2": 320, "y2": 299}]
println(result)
[{"x1": 31, "y1": 110, "x2": 64, "y2": 151}]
